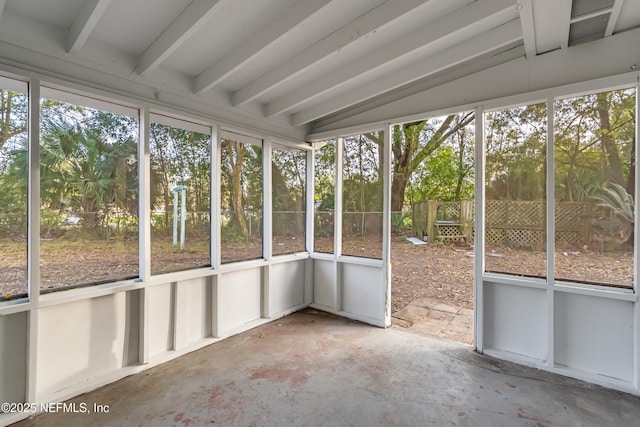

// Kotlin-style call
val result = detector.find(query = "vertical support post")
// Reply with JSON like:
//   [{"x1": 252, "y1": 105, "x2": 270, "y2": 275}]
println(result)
[
  {"x1": 138, "y1": 106, "x2": 151, "y2": 365},
  {"x1": 262, "y1": 138, "x2": 272, "y2": 318},
  {"x1": 546, "y1": 97, "x2": 556, "y2": 367},
  {"x1": 334, "y1": 137, "x2": 344, "y2": 311},
  {"x1": 180, "y1": 187, "x2": 186, "y2": 250},
  {"x1": 211, "y1": 124, "x2": 220, "y2": 270},
  {"x1": 210, "y1": 123, "x2": 221, "y2": 338},
  {"x1": 26, "y1": 78, "x2": 40, "y2": 403},
  {"x1": 263, "y1": 138, "x2": 272, "y2": 261},
  {"x1": 306, "y1": 146, "x2": 315, "y2": 254},
  {"x1": 473, "y1": 106, "x2": 485, "y2": 353},
  {"x1": 634, "y1": 77, "x2": 640, "y2": 390},
  {"x1": 382, "y1": 125, "x2": 392, "y2": 326},
  {"x1": 305, "y1": 145, "x2": 315, "y2": 305}
]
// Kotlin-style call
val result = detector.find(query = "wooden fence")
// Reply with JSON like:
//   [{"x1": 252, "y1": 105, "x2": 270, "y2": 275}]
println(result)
[{"x1": 413, "y1": 200, "x2": 594, "y2": 248}]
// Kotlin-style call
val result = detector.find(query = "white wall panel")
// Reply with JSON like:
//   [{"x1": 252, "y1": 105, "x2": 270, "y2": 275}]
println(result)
[
  {"x1": 0, "y1": 312, "x2": 27, "y2": 403},
  {"x1": 555, "y1": 293, "x2": 634, "y2": 382},
  {"x1": 313, "y1": 259, "x2": 336, "y2": 308},
  {"x1": 36, "y1": 294, "x2": 127, "y2": 399},
  {"x1": 176, "y1": 278, "x2": 211, "y2": 349},
  {"x1": 147, "y1": 283, "x2": 174, "y2": 357},
  {"x1": 341, "y1": 264, "x2": 385, "y2": 324},
  {"x1": 269, "y1": 261, "x2": 305, "y2": 315},
  {"x1": 219, "y1": 269, "x2": 262, "y2": 333},
  {"x1": 483, "y1": 282, "x2": 547, "y2": 361}
]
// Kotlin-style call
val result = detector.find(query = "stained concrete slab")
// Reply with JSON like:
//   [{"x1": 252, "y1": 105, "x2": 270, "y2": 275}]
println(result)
[{"x1": 13, "y1": 309, "x2": 640, "y2": 427}]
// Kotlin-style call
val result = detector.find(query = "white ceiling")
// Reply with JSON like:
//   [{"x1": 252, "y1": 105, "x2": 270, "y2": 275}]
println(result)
[{"x1": 0, "y1": 0, "x2": 638, "y2": 137}]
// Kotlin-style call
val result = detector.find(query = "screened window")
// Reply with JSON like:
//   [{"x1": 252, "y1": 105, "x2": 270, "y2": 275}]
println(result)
[
  {"x1": 272, "y1": 144, "x2": 306, "y2": 256},
  {"x1": 0, "y1": 77, "x2": 28, "y2": 301},
  {"x1": 484, "y1": 103, "x2": 547, "y2": 278},
  {"x1": 554, "y1": 88, "x2": 635, "y2": 287},
  {"x1": 39, "y1": 88, "x2": 139, "y2": 291},
  {"x1": 150, "y1": 115, "x2": 211, "y2": 275},
  {"x1": 220, "y1": 132, "x2": 263, "y2": 263},
  {"x1": 314, "y1": 140, "x2": 335, "y2": 254},
  {"x1": 342, "y1": 132, "x2": 383, "y2": 259}
]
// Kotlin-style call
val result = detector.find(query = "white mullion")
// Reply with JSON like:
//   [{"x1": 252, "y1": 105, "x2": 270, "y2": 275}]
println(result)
[
  {"x1": 335, "y1": 137, "x2": 344, "y2": 258},
  {"x1": 138, "y1": 106, "x2": 151, "y2": 365},
  {"x1": 262, "y1": 139, "x2": 272, "y2": 318},
  {"x1": 139, "y1": 107, "x2": 151, "y2": 281},
  {"x1": 634, "y1": 79, "x2": 640, "y2": 389},
  {"x1": 546, "y1": 98, "x2": 556, "y2": 367},
  {"x1": 212, "y1": 124, "x2": 222, "y2": 269},
  {"x1": 26, "y1": 78, "x2": 40, "y2": 403},
  {"x1": 382, "y1": 125, "x2": 392, "y2": 326},
  {"x1": 304, "y1": 147, "x2": 315, "y2": 306},
  {"x1": 263, "y1": 139, "x2": 272, "y2": 261},
  {"x1": 473, "y1": 106, "x2": 485, "y2": 353},
  {"x1": 334, "y1": 137, "x2": 344, "y2": 311},
  {"x1": 306, "y1": 148, "x2": 314, "y2": 253}
]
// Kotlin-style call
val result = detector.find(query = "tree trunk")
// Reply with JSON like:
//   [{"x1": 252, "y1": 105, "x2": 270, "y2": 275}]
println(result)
[
  {"x1": 229, "y1": 142, "x2": 249, "y2": 239},
  {"x1": 596, "y1": 92, "x2": 624, "y2": 186}
]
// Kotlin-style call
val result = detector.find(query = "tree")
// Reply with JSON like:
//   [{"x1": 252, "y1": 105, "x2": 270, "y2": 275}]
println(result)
[{"x1": 364, "y1": 112, "x2": 474, "y2": 211}]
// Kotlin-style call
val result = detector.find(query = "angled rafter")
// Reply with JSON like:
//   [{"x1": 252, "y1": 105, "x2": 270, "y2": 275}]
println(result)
[
  {"x1": 605, "y1": 0, "x2": 626, "y2": 36},
  {"x1": 518, "y1": 0, "x2": 536, "y2": 58},
  {"x1": 193, "y1": 0, "x2": 333, "y2": 94},
  {"x1": 264, "y1": 0, "x2": 517, "y2": 118},
  {"x1": 136, "y1": 0, "x2": 222, "y2": 75},
  {"x1": 67, "y1": 0, "x2": 111, "y2": 54},
  {"x1": 559, "y1": 0, "x2": 572, "y2": 49},
  {"x1": 290, "y1": 20, "x2": 523, "y2": 127},
  {"x1": 229, "y1": 0, "x2": 431, "y2": 107}
]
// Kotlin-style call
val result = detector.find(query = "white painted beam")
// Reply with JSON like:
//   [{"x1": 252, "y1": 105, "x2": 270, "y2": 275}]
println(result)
[
  {"x1": 264, "y1": 0, "x2": 518, "y2": 118},
  {"x1": 193, "y1": 0, "x2": 333, "y2": 94},
  {"x1": 518, "y1": 0, "x2": 536, "y2": 58},
  {"x1": 229, "y1": 0, "x2": 432, "y2": 107},
  {"x1": 310, "y1": 27, "x2": 640, "y2": 134},
  {"x1": 560, "y1": 0, "x2": 572, "y2": 49},
  {"x1": 136, "y1": 0, "x2": 222, "y2": 75},
  {"x1": 605, "y1": 0, "x2": 626, "y2": 36},
  {"x1": 67, "y1": 0, "x2": 111, "y2": 54},
  {"x1": 290, "y1": 20, "x2": 523, "y2": 126}
]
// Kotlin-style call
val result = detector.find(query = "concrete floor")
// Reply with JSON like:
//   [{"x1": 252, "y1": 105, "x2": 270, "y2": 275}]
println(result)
[{"x1": 14, "y1": 309, "x2": 640, "y2": 427}]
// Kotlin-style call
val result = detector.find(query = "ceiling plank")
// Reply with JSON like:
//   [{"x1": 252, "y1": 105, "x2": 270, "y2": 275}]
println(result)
[
  {"x1": 136, "y1": 0, "x2": 222, "y2": 75},
  {"x1": 605, "y1": 0, "x2": 626, "y2": 36},
  {"x1": 229, "y1": 0, "x2": 431, "y2": 107},
  {"x1": 290, "y1": 20, "x2": 523, "y2": 127},
  {"x1": 518, "y1": 0, "x2": 536, "y2": 58},
  {"x1": 264, "y1": 0, "x2": 518, "y2": 118},
  {"x1": 193, "y1": 0, "x2": 334, "y2": 94},
  {"x1": 66, "y1": 0, "x2": 111, "y2": 54}
]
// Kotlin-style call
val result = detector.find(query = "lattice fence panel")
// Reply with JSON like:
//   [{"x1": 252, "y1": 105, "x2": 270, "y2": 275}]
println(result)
[
  {"x1": 555, "y1": 202, "x2": 592, "y2": 228},
  {"x1": 486, "y1": 228, "x2": 506, "y2": 244},
  {"x1": 507, "y1": 201, "x2": 544, "y2": 227},
  {"x1": 439, "y1": 202, "x2": 461, "y2": 220},
  {"x1": 486, "y1": 200, "x2": 507, "y2": 225},
  {"x1": 555, "y1": 230, "x2": 584, "y2": 245}
]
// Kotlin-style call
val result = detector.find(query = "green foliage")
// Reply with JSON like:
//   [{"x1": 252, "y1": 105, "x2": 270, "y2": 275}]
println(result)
[{"x1": 592, "y1": 182, "x2": 634, "y2": 224}]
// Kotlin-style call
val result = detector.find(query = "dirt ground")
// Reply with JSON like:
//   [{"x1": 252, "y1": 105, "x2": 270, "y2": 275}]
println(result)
[{"x1": 0, "y1": 235, "x2": 633, "y2": 311}]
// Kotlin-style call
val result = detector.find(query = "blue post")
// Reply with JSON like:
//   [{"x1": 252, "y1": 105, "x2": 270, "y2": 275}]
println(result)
[
  {"x1": 180, "y1": 186, "x2": 186, "y2": 250},
  {"x1": 173, "y1": 189, "x2": 178, "y2": 247},
  {"x1": 173, "y1": 185, "x2": 187, "y2": 250}
]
